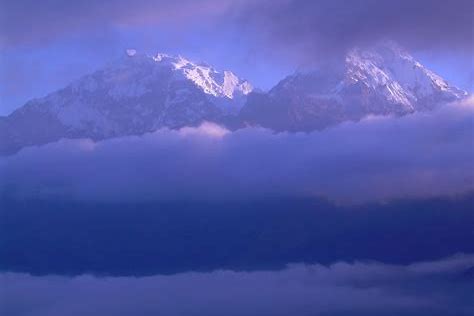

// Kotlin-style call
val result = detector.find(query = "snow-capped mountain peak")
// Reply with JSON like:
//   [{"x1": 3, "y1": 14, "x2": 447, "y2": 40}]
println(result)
[
  {"x1": 148, "y1": 52, "x2": 253, "y2": 100},
  {"x1": 95, "y1": 51, "x2": 253, "y2": 103},
  {"x1": 241, "y1": 41, "x2": 467, "y2": 131},
  {"x1": 345, "y1": 41, "x2": 466, "y2": 110},
  {"x1": 0, "y1": 52, "x2": 254, "y2": 155}
]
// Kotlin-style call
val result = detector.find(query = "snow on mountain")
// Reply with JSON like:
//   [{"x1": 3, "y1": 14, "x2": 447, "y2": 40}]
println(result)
[
  {"x1": 0, "y1": 42, "x2": 468, "y2": 155},
  {"x1": 0, "y1": 52, "x2": 253, "y2": 155},
  {"x1": 345, "y1": 41, "x2": 465, "y2": 109},
  {"x1": 242, "y1": 41, "x2": 467, "y2": 131},
  {"x1": 153, "y1": 53, "x2": 253, "y2": 100}
]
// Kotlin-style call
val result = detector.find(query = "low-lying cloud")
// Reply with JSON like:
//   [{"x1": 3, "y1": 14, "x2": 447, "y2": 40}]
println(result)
[
  {"x1": 1, "y1": 100, "x2": 473, "y2": 203},
  {"x1": 1, "y1": 255, "x2": 473, "y2": 316}
]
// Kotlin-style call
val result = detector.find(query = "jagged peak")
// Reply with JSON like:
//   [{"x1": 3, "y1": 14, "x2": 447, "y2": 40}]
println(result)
[
  {"x1": 81, "y1": 51, "x2": 254, "y2": 101},
  {"x1": 149, "y1": 52, "x2": 253, "y2": 98},
  {"x1": 345, "y1": 41, "x2": 467, "y2": 100},
  {"x1": 266, "y1": 40, "x2": 466, "y2": 116},
  {"x1": 152, "y1": 53, "x2": 193, "y2": 69}
]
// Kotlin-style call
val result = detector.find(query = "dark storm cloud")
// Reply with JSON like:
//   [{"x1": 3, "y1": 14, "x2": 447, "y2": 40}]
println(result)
[
  {"x1": 0, "y1": 0, "x2": 243, "y2": 47},
  {"x1": 2, "y1": 0, "x2": 472, "y2": 53},
  {"x1": 1, "y1": 255, "x2": 474, "y2": 316},
  {"x1": 237, "y1": 0, "x2": 474, "y2": 61},
  {"x1": 1, "y1": 99, "x2": 473, "y2": 203}
]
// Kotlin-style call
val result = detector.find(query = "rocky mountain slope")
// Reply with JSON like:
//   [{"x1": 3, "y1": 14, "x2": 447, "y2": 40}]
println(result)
[
  {"x1": 0, "y1": 53, "x2": 252, "y2": 155},
  {"x1": 241, "y1": 41, "x2": 467, "y2": 131}
]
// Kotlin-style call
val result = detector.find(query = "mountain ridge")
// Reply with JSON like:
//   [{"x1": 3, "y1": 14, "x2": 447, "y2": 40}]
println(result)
[
  {"x1": 0, "y1": 52, "x2": 253, "y2": 155},
  {"x1": 241, "y1": 41, "x2": 467, "y2": 131},
  {"x1": 0, "y1": 42, "x2": 468, "y2": 155}
]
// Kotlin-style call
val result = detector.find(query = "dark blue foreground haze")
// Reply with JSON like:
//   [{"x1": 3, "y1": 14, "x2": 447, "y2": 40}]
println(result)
[{"x1": 1, "y1": 195, "x2": 473, "y2": 276}]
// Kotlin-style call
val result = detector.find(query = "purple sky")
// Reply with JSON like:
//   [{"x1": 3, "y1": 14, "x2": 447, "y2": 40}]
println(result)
[{"x1": 0, "y1": 0, "x2": 472, "y2": 115}]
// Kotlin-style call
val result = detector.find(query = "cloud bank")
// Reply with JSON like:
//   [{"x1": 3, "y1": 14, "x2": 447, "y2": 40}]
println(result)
[
  {"x1": 1, "y1": 255, "x2": 473, "y2": 316},
  {"x1": 0, "y1": 0, "x2": 244, "y2": 47},
  {"x1": 1, "y1": 101, "x2": 473, "y2": 203},
  {"x1": 237, "y1": 0, "x2": 474, "y2": 62},
  {"x1": 2, "y1": 0, "x2": 472, "y2": 54}
]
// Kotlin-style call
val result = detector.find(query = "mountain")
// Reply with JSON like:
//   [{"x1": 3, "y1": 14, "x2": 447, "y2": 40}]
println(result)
[
  {"x1": 241, "y1": 41, "x2": 467, "y2": 131},
  {"x1": 0, "y1": 42, "x2": 468, "y2": 155},
  {"x1": 0, "y1": 52, "x2": 252, "y2": 155}
]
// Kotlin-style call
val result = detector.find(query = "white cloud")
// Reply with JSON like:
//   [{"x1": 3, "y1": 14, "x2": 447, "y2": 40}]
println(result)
[
  {"x1": 178, "y1": 121, "x2": 230, "y2": 138},
  {"x1": 1, "y1": 254, "x2": 473, "y2": 316},
  {"x1": 1, "y1": 102, "x2": 473, "y2": 203}
]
